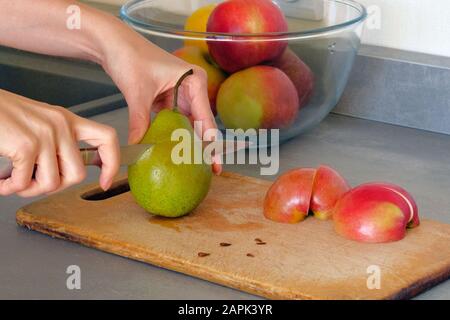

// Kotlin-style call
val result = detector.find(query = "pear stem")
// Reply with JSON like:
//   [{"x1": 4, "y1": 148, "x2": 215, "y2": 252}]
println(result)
[{"x1": 174, "y1": 69, "x2": 194, "y2": 111}]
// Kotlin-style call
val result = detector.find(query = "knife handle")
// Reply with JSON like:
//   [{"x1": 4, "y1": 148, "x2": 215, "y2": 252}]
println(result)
[
  {"x1": 0, "y1": 148, "x2": 102, "y2": 180},
  {"x1": 80, "y1": 148, "x2": 103, "y2": 167}
]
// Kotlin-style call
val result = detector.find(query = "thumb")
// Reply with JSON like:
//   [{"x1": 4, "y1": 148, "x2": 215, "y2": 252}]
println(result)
[{"x1": 128, "y1": 103, "x2": 151, "y2": 145}]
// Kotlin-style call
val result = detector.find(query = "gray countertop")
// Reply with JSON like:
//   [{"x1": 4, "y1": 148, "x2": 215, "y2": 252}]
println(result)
[{"x1": 1, "y1": 107, "x2": 449, "y2": 299}]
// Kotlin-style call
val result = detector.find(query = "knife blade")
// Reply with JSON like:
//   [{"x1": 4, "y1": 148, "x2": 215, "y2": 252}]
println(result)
[{"x1": 82, "y1": 144, "x2": 154, "y2": 167}]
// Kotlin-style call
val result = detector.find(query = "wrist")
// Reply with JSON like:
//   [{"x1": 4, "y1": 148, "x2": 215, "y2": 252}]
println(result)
[
  {"x1": 75, "y1": 4, "x2": 116, "y2": 65},
  {"x1": 95, "y1": 16, "x2": 142, "y2": 68},
  {"x1": 72, "y1": 3, "x2": 136, "y2": 67}
]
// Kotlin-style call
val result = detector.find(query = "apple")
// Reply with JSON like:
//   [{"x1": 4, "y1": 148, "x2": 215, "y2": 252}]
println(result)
[
  {"x1": 264, "y1": 168, "x2": 317, "y2": 224},
  {"x1": 266, "y1": 48, "x2": 315, "y2": 109},
  {"x1": 173, "y1": 46, "x2": 227, "y2": 115},
  {"x1": 333, "y1": 183, "x2": 420, "y2": 243},
  {"x1": 263, "y1": 165, "x2": 349, "y2": 223},
  {"x1": 206, "y1": 0, "x2": 288, "y2": 73},
  {"x1": 184, "y1": 4, "x2": 217, "y2": 54},
  {"x1": 263, "y1": 165, "x2": 420, "y2": 243},
  {"x1": 311, "y1": 165, "x2": 350, "y2": 220},
  {"x1": 379, "y1": 183, "x2": 420, "y2": 228},
  {"x1": 216, "y1": 66, "x2": 299, "y2": 130}
]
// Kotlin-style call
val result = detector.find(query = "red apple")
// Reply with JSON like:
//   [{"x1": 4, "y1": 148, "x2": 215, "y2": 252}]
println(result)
[
  {"x1": 266, "y1": 48, "x2": 315, "y2": 109},
  {"x1": 311, "y1": 165, "x2": 350, "y2": 220},
  {"x1": 217, "y1": 66, "x2": 299, "y2": 130},
  {"x1": 264, "y1": 168, "x2": 316, "y2": 224},
  {"x1": 207, "y1": 0, "x2": 288, "y2": 73},
  {"x1": 333, "y1": 183, "x2": 420, "y2": 243}
]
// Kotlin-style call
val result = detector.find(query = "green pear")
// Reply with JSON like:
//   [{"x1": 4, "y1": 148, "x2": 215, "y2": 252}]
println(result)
[
  {"x1": 128, "y1": 70, "x2": 212, "y2": 218},
  {"x1": 141, "y1": 108, "x2": 193, "y2": 144}
]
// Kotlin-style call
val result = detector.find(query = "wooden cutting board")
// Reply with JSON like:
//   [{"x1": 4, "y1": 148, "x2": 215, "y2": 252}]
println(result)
[{"x1": 16, "y1": 172, "x2": 450, "y2": 300}]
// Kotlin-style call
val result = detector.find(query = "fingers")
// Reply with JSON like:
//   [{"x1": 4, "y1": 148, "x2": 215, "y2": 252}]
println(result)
[
  {"x1": 188, "y1": 68, "x2": 222, "y2": 175},
  {"x1": 0, "y1": 141, "x2": 37, "y2": 196},
  {"x1": 152, "y1": 90, "x2": 173, "y2": 114},
  {"x1": 75, "y1": 117, "x2": 120, "y2": 191},
  {"x1": 0, "y1": 92, "x2": 106, "y2": 197},
  {"x1": 127, "y1": 97, "x2": 152, "y2": 145},
  {"x1": 17, "y1": 140, "x2": 60, "y2": 198},
  {"x1": 51, "y1": 125, "x2": 86, "y2": 194},
  {"x1": 188, "y1": 68, "x2": 218, "y2": 138},
  {"x1": 212, "y1": 155, "x2": 223, "y2": 175},
  {"x1": 1, "y1": 115, "x2": 118, "y2": 196},
  {"x1": 128, "y1": 107, "x2": 149, "y2": 145}
]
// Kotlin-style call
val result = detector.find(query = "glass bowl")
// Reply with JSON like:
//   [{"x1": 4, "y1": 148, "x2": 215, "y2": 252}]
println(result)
[{"x1": 121, "y1": 0, "x2": 367, "y2": 145}]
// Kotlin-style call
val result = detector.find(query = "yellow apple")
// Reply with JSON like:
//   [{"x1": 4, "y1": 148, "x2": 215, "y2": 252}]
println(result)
[{"x1": 184, "y1": 4, "x2": 216, "y2": 54}]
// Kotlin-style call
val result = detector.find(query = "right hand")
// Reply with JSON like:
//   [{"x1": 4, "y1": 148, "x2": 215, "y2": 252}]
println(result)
[{"x1": 0, "y1": 89, "x2": 120, "y2": 197}]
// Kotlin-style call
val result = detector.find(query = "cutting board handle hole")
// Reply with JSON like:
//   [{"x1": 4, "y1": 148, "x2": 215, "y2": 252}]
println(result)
[{"x1": 81, "y1": 179, "x2": 130, "y2": 201}]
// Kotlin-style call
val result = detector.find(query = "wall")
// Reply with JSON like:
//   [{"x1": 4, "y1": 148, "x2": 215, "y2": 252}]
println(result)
[
  {"x1": 358, "y1": 0, "x2": 450, "y2": 58},
  {"x1": 95, "y1": 0, "x2": 450, "y2": 57}
]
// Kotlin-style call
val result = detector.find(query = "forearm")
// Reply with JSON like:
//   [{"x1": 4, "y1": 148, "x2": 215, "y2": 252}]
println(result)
[{"x1": 0, "y1": 0, "x2": 125, "y2": 65}]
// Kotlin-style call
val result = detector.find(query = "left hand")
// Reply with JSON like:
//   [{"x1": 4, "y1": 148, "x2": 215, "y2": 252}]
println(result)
[{"x1": 100, "y1": 23, "x2": 221, "y2": 174}]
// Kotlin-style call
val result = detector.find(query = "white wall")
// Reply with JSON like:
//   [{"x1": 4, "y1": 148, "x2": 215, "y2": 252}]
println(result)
[
  {"x1": 96, "y1": 0, "x2": 450, "y2": 57},
  {"x1": 359, "y1": 0, "x2": 450, "y2": 57}
]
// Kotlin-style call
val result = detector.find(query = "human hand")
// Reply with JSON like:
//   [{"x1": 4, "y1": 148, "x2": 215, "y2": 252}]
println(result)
[
  {"x1": 99, "y1": 22, "x2": 221, "y2": 174},
  {"x1": 0, "y1": 89, "x2": 120, "y2": 197},
  {"x1": 0, "y1": 1, "x2": 221, "y2": 174}
]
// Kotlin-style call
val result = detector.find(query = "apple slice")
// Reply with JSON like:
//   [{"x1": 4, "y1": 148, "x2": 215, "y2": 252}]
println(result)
[
  {"x1": 264, "y1": 168, "x2": 316, "y2": 224},
  {"x1": 333, "y1": 183, "x2": 420, "y2": 243},
  {"x1": 310, "y1": 165, "x2": 350, "y2": 220},
  {"x1": 375, "y1": 183, "x2": 420, "y2": 228}
]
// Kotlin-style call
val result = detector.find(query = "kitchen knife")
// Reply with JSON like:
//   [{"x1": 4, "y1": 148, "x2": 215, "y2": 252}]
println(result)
[
  {"x1": 0, "y1": 140, "x2": 249, "y2": 180},
  {"x1": 0, "y1": 144, "x2": 153, "y2": 180}
]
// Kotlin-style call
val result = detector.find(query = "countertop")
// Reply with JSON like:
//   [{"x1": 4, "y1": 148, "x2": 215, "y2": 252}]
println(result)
[{"x1": 1, "y1": 107, "x2": 449, "y2": 299}]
